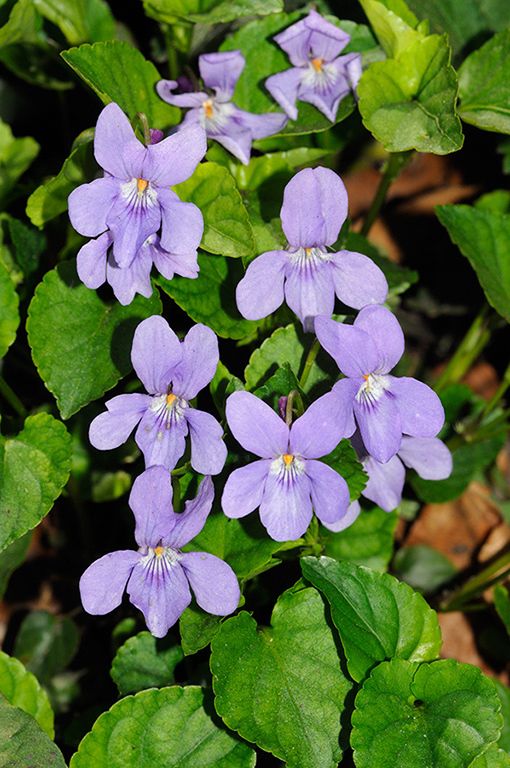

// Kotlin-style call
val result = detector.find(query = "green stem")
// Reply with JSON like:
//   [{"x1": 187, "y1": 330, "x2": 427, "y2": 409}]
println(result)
[
  {"x1": 0, "y1": 375, "x2": 27, "y2": 419},
  {"x1": 285, "y1": 389, "x2": 304, "y2": 425},
  {"x1": 360, "y1": 150, "x2": 414, "y2": 238},
  {"x1": 434, "y1": 303, "x2": 500, "y2": 394},
  {"x1": 482, "y1": 359, "x2": 510, "y2": 420},
  {"x1": 131, "y1": 113, "x2": 151, "y2": 146},
  {"x1": 440, "y1": 547, "x2": 510, "y2": 611},
  {"x1": 171, "y1": 475, "x2": 181, "y2": 513},
  {"x1": 299, "y1": 337, "x2": 320, "y2": 390}
]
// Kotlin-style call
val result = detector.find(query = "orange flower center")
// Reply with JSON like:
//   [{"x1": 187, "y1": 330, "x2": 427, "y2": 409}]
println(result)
[
  {"x1": 283, "y1": 454, "x2": 294, "y2": 466},
  {"x1": 137, "y1": 178, "x2": 148, "y2": 192},
  {"x1": 311, "y1": 58, "x2": 323, "y2": 72},
  {"x1": 154, "y1": 546, "x2": 164, "y2": 557},
  {"x1": 203, "y1": 99, "x2": 214, "y2": 119},
  {"x1": 166, "y1": 394, "x2": 176, "y2": 406}
]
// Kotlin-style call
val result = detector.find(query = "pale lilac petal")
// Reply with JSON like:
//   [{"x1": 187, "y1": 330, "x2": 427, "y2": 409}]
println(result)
[
  {"x1": 68, "y1": 177, "x2": 119, "y2": 237},
  {"x1": 80, "y1": 550, "x2": 140, "y2": 615},
  {"x1": 141, "y1": 124, "x2": 207, "y2": 187},
  {"x1": 233, "y1": 108, "x2": 288, "y2": 139},
  {"x1": 127, "y1": 559, "x2": 191, "y2": 638},
  {"x1": 330, "y1": 250, "x2": 388, "y2": 309},
  {"x1": 172, "y1": 324, "x2": 218, "y2": 399},
  {"x1": 164, "y1": 475, "x2": 214, "y2": 548},
  {"x1": 354, "y1": 391, "x2": 402, "y2": 463},
  {"x1": 107, "y1": 192, "x2": 161, "y2": 269},
  {"x1": 284, "y1": 258, "x2": 335, "y2": 332},
  {"x1": 398, "y1": 436, "x2": 453, "y2": 480},
  {"x1": 130, "y1": 466, "x2": 175, "y2": 548},
  {"x1": 135, "y1": 407, "x2": 188, "y2": 471},
  {"x1": 180, "y1": 552, "x2": 240, "y2": 615},
  {"x1": 131, "y1": 316, "x2": 182, "y2": 395},
  {"x1": 297, "y1": 77, "x2": 350, "y2": 122},
  {"x1": 226, "y1": 391, "x2": 289, "y2": 458},
  {"x1": 290, "y1": 391, "x2": 349, "y2": 458},
  {"x1": 213, "y1": 129, "x2": 253, "y2": 166},
  {"x1": 280, "y1": 167, "x2": 348, "y2": 248},
  {"x1": 354, "y1": 306, "x2": 404, "y2": 373},
  {"x1": 265, "y1": 69, "x2": 302, "y2": 121},
  {"x1": 390, "y1": 377, "x2": 445, "y2": 438},
  {"x1": 236, "y1": 251, "x2": 287, "y2": 321},
  {"x1": 185, "y1": 409, "x2": 227, "y2": 475},
  {"x1": 306, "y1": 14, "x2": 350, "y2": 61},
  {"x1": 198, "y1": 50, "x2": 245, "y2": 101},
  {"x1": 306, "y1": 459, "x2": 350, "y2": 524},
  {"x1": 76, "y1": 232, "x2": 110, "y2": 289},
  {"x1": 363, "y1": 454, "x2": 405, "y2": 512},
  {"x1": 260, "y1": 470, "x2": 312, "y2": 541},
  {"x1": 158, "y1": 191, "x2": 204, "y2": 255},
  {"x1": 331, "y1": 378, "x2": 360, "y2": 432},
  {"x1": 273, "y1": 15, "x2": 315, "y2": 67},
  {"x1": 156, "y1": 79, "x2": 208, "y2": 108},
  {"x1": 337, "y1": 52, "x2": 362, "y2": 92},
  {"x1": 222, "y1": 460, "x2": 271, "y2": 519},
  {"x1": 151, "y1": 239, "x2": 199, "y2": 280},
  {"x1": 89, "y1": 394, "x2": 150, "y2": 450},
  {"x1": 106, "y1": 246, "x2": 153, "y2": 305},
  {"x1": 315, "y1": 315, "x2": 379, "y2": 376},
  {"x1": 322, "y1": 500, "x2": 361, "y2": 532},
  {"x1": 94, "y1": 103, "x2": 140, "y2": 178}
]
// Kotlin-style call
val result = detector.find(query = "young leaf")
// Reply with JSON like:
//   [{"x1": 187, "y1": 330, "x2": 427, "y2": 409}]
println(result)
[
  {"x1": 172, "y1": 162, "x2": 254, "y2": 258},
  {"x1": 0, "y1": 650, "x2": 54, "y2": 737},
  {"x1": 211, "y1": 586, "x2": 354, "y2": 768},
  {"x1": 357, "y1": 0, "x2": 423, "y2": 58},
  {"x1": 69, "y1": 686, "x2": 256, "y2": 768},
  {"x1": 110, "y1": 632, "x2": 184, "y2": 696},
  {"x1": 0, "y1": 413, "x2": 72, "y2": 551},
  {"x1": 322, "y1": 507, "x2": 398, "y2": 571},
  {"x1": 0, "y1": 260, "x2": 19, "y2": 359},
  {"x1": 301, "y1": 556, "x2": 442, "y2": 682},
  {"x1": 0, "y1": 117, "x2": 39, "y2": 205},
  {"x1": 0, "y1": 531, "x2": 31, "y2": 600},
  {"x1": 14, "y1": 611, "x2": 79, "y2": 686},
  {"x1": 0, "y1": 695, "x2": 65, "y2": 767},
  {"x1": 351, "y1": 658, "x2": 503, "y2": 767},
  {"x1": 470, "y1": 744, "x2": 510, "y2": 767},
  {"x1": 34, "y1": 0, "x2": 116, "y2": 45},
  {"x1": 458, "y1": 30, "x2": 510, "y2": 134},
  {"x1": 60, "y1": 40, "x2": 178, "y2": 130},
  {"x1": 27, "y1": 261, "x2": 162, "y2": 419},
  {"x1": 143, "y1": 0, "x2": 282, "y2": 24}
]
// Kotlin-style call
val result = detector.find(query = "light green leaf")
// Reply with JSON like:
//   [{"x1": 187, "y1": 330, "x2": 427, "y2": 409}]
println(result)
[
  {"x1": 173, "y1": 162, "x2": 254, "y2": 258},
  {"x1": 351, "y1": 658, "x2": 502, "y2": 767},
  {"x1": 70, "y1": 686, "x2": 256, "y2": 768},
  {"x1": 437, "y1": 204, "x2": 510, "y2": 321},
  {"x1": 0, "y1": 695, "x2": 65, "y2": 767},
  {"x1": 211, "y1": 586, "x2": 353, "y2": 768},
  {"x1": 143, "y1": 0, "x2": 281, "y2": 23},
  {"x1": 26, "y1": 131, "x2": 95, "y2": 228},
  {"x1": 358, "y1": 34, "x2": 464, "y2": 154},
  {"x1": 0, "y1": 260, "x2": 19, "y2": 359},
  {"x1": 27, "y1": 261, "x2": 162, "y2": 419},
  {"x1": 61, "y1": 40, "x2": 178, "y2": 129},
  {"x1": 33, "y1": 0, "x2": 115, "y2": 45},
  {"x1": 458, "y1": 30, "x2": 510, "y2": 134},
  {"x1": 357, "y1": 0, "x2": 423, "y2": 58},
  {"x1": 0, "y1": 532, "x2": 31, "y2": 600},
  {"x1": 156, "y1": 252, "x2": 259, "y2": 340},
  {"x1": 0, "y1": 413, "x2": 72, "y2": 551},
  {"x1": 0, "y1": 117, "x2": 39, "y2": 205},
  {"x1": 322, "y1": 507, "x2": 398, "y2": 571},
  {"x1": 0, "y1": 0, "x2": 42, "y2": 47},
  {"x1": 110, "y1": 632, "x2": 183, "y2": 697},
  {"x1": 231, "y1": 147, "x2": 332, "y2": 192},
  {"x1": 493, "y1": 679, "x2": 510, "y2": 755},
  {"x1": 0, "y1": 650, "x2": 54, "y2": 737},
  {"x1": 471, "y1": 744, "x2": 510, "y2": 767},
  {"x1": 14, "y1": 611, "x2": 79, "y2": 686},
  {"x1": 301, "y1": 556, "x2": 442, "y2": 682},
  {"x1": 321, "y1": 438, "x2": 368, "y2": 502}
]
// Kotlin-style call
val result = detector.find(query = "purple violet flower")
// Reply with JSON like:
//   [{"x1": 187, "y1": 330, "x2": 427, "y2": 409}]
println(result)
[
  {"x1": 315, "y1": 305, "x2": 445, "y2": 464},
  {"x1": 68, "y1": 102, "x2": 206, "y2": 305},
  {"x1": 265, "y1": 10, "x2": 362, "y2": 122},
  {"x1": 89, "y1": 316, "x2": 227, "y2": 475},
  {"x1": 236, "y1": 167, "x2": 388, "y2": 331},
  {"x1": 222, "y1": 390, "x2": 351, "y2": 541},
  {"x1": 156, "y1": 50, "x2": 288, "y2": 166},
  {"x1": 80, "y1": 468, "x2": 240, "y2": 638}
]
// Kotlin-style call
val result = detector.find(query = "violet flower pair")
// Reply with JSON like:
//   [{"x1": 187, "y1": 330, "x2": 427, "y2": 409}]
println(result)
[
  {"x1": 80, "y1": 468, "x2": 240, "y2": 637},
  {"x1": 236, "y1": 167, "x2": 388, "y2": 332},
  {"x1": 68, "y1": 103, "x2": 206, "y2": 305},
  {"x1": 157, "y1": 50, "x2": 288, "y2": 166}
]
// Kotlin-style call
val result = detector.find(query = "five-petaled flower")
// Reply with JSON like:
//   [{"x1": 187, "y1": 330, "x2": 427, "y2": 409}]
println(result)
[
  {"x1": 157, "y1": 50, "x2": 288, "y2": 166},
  {"x1": 265, "y1": 10, "x2": 362, "y2": 122},
  {"x1": 222, "y1": 390, "x2": 351, "y2": 541},
  {"x1": 315, "y1": 305, "x2": 445, "y2": 464},
  {"x1": 236, "y1": 167, "x2": 388, "y2": 331},
  {"x1": 68, "y1": 102, "x2": 206, "y2": 305},
  {"x1": 80, "y1": 468, "x2": 240, "y2": 637},
  {"x1": 89, "y1": 315, "x2": 227, "y2": 475}
]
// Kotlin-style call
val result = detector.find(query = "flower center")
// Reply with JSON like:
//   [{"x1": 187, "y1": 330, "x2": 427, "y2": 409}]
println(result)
[
  {"x1": 166, "y1": 393, "x2": 176, "y2": 406},
  {"x1": 302, "y1": 60, "x2": 339, "y2": 93},
  {"x1": 202, "y1": 99, "x2": 214, "y2": 119},
  {"x1": 283, "y1": 453, "x2": 294, "y2": 466},
  {"x1": 154, "y1": 546, "x2": 164, "y2": 557},
  {"x1": 137, "y1": 177, "x2": 148, "y2": 193},
  {"x1": 270, "y1": 453, "x2": 305, "y2": 479},
  {"x1": 356, "y1": 373, "x2": 390, "y2": 406},
  {"x1": 198, "y1": 99, "x2": 236, "y2": 135},
  {"x1": 289, "y1": 246, "x2": 331, "y2": 270},
  {"x1": 311, "y1": 57, "x2": 323, "y2": 72}
]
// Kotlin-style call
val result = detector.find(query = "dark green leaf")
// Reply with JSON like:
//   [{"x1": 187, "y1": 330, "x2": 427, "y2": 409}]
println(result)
[
  {"x1": 0, "y1": 532, "x2": 31, "y2": 600},
  {"x1": 494, "y1": 585, "x2": 510, "y2": 640},
  {"x1": 34, "y1": 0, "x2": 115, "y2": 45},
  {"x1": 493, "y1": 679, "x2": 510, "y2": 755},
  {"x1": 301, "y1": 556, "x2": 442, "y2": 682},
  {"x1": 458, "y1": 30, "x2": 510, "y2": 134},
  {"x1": 61, "y1": 41, "x2": 178, "y2": 130},
  {"x1": 0, "y1": 695, "x2": 65, "y2": 767},
  {"x1": 110, "y1": 632, "x2": 183, "y2": 696},
  {"x1": 143, "y1": 0, "x2": 281, "y2": 24},
  {"x1": 27, "y1": 260, "x2": 162, "y2": 419},
  {"x1": 343, "y1": 232, "x2": 419, "y2": 296},
  {"x1": 0, "y1": 413, "x2": 72, "y2": 551},
  {"x1": 211, "y1": 586, "x2": 353, "y2": 767},
  {"x1": 321, "y1": 438, "x2": 368, "y2": 502},
  {"x1": 4, "y1": 215, "x2": 46, "y2": 279},
  {"x1": 179, "y1": 602, "x2": 224, "y2": 656},
  {"x1": 322, "y1": 507, "x2": 397, "y2": 572},
  {"x1": 69, "y1": 686, "x2": 256, "y2": 767},
  {"x1": 253, "y1": 362, "x2": 301, "y2": 411},
  {"x1": 0, "y1": 650, "x2": 54, "y2": 737},
  {"x1": 392, "y1": 544, "x2": 457, "y2": 593},
  {"x1": 351, "y1": 658, "x2": 503, "y2": 767},
  {"x1": 0, "y1": 118, "x2": 39, "y2": 205},
  {"x1": 0, "y1": 260, "x2": 19, "y2": 359},
  {"x1": 14, "y1": 611, "x2": 79, "y2": 686}
]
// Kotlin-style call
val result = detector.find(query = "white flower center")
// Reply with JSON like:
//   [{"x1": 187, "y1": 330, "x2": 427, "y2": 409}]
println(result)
[
  {"x1": 301, "y1": 60, "x2": 339, "y2": 93},
  {"x1": 119, "y1": 176, "x2": 158, "y2": 209},
  {"x1": 199, "y1": 99, "x2": 236, "y2": 135},
  {"x1": 270, "y1": 453, "x2": 306, "y2": 479},
  {"x1": 148, "y1": 393, "x2": 188, "y2": 441},
  {"x1": 355, "y1": 373, "x2": 390, "y2": 407},
  {"x1": 288, "y1": 246, "x2": 331, "y2": 270},
  {"x1": 138, "y1": 544, "x2": 181, "y2": 575}
]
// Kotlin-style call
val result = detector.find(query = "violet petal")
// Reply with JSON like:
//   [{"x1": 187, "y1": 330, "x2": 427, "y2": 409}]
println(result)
[
  {"x1": 127, "y1": 559, "x2": 191, "y2": 638},
  {"x1": 221, "y1": 460, "x2": 271, "y2": 519},
  {"x1": 260, "y1": 469, "x2": 312, "y2": 541},
  {"x1": 322, "y1": 499, "x2": 361, "y2": 532},
  {"x1": 89, "y1": 393, "x2": 150, "y2": 450},
  {"x1": 180, "y1": 552, "x2": 240, "y2": 615},
  {"x1": 363, "y1": 453, "x2": 406, "y2": 512},
  {"x1": 106, "y1": 245, "x2": 153, "y2": 305},
  {"x1": 164, "y1": 475, "x2": 214, "y2": 549},
  {"x1": 236, "y1": 250, "x2": 287, "y2": 321},
  {"x1": 284, "y1": 256, "x2": 335, "y2": 332},
  {"x1": 265, "y1": 69, "x2": 302, "y2": 121},
  {"x1": 158, "y1": 190, "x2": 204, "y2": 256},
  {"x1": 76, "y1": 232, "x2": 111, "y2": 290},
  {"x1": 198, "y1": 50, "x2": 245, "y2": 101},
  {"x1": 354, "y1": 391, "x2": 403, "y2": 463},
  {"x1": 135, "y1": 404, "x2": 188, "y2": 471},
  {"x1": 130, "y1": 465, "x2": 175, "y2": 548},
  {"x1": 330, "y1": 250, "x2": 388, "y2": 309},
  {"x1": 68, "y1": 177, "x2": 119, "y2": 237},
  {"x1": 225, "y1": 391, "x2": 289, "y2": 458},
  {"x1": 354, "y1": 305, "x2": 404, "y2": 374},
  {"x1": 315, "y1": 315, "x2": 379, "y2": 376},
  {"x1": 131, "y1": 315, "x2": 182, "y2": 395},
  {"x1": 80, "y1": 550, "x2": 140, "y2": 615},
  {"x1": 94, "y1": 103, "x2": 140, "y2": 179},
  {"x1": 185, "y1": 409, "x2": 227, "y2": 476},
  {"x1": 171, "y1": 323, "x2": 219, "y2": 399},
  {"x1": 141, "y1": 124, "x2": 207, "y2": 187},
  {"x1": 289, "y1": 390, "x2": 349, "y2": 458},
  {"x1": 398, "y1": 435, "x2": 453, "y2": 480},
  {"x1": 306, "y1": 459, "x2": 350, "y2": 524},
  {"x1": 390, "y1": 377, "x2": 445, "y2": 438}
]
